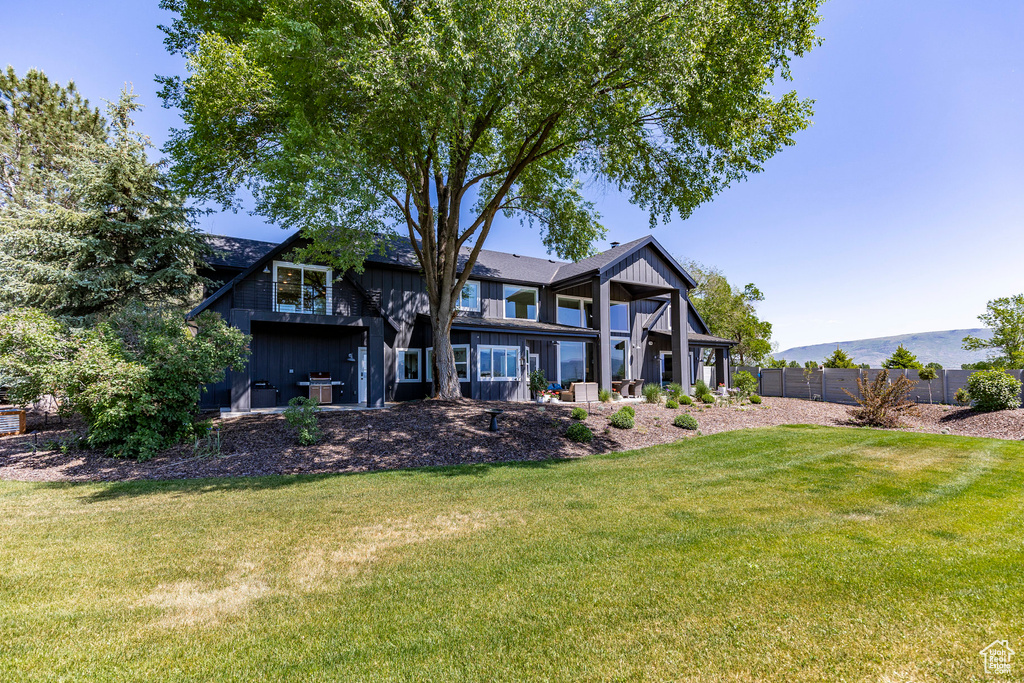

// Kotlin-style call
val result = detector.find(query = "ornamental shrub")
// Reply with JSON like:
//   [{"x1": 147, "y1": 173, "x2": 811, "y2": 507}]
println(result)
[
  {"x1": 733, "y1": 371, "x2": 759, "y2": 398},
  {"x1": 598, "y1": 389, "x2": 611, "y2": 402},
  {"x1": 674, "y1": 413, "x2": 698, "y2": 430},
  {"x1": 844, "y1": 369, "x2": 918, "y2": 428},
  {"x1": 698, "y1": 392, "x2": 716, "y2": 404},
  {"x1": 566, "y1": 422, "x2": 593, "y2": 443},
  {"x1": 678, "y1": 394, "x2": 693, "y2": 406},
  {"x1": 665, "y1": 399, "x2": 679, "y2": 409},
  {"x1": 694, "y1": 379, "x2": 709, "y2": 395},
  {"x1": 609, "y1": 409, "x2": 634, "y2": 429},
  {"x1": 966, "y1": 370, "x2": 1022, "y2": 412},
  {"x1": 0, "y1": 306, "x2": 249, "y2": 460},
  {"x1": 619, "y1": 404, "x2": 635, "y2": 418},
  {"x1": 570, "y1": 406, "x2": 587, "y2": 420},
  {"x1": 954, "y1": 387, "x2": 970, "y2": 406},
  {"x1": 284, "y1": 396, "x2": 322, "y2": 445},
  {"x1": 642, "y1": 383, "x2": 663, "y2": 404},
  {"x1": 749, "y1": 394, "x2": 762, "y2": 404}
]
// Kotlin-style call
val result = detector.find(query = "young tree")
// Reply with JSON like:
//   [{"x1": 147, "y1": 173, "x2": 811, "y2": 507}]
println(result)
[
  {"x1": 158, "y1": 0, "x2": 822, "y2": 398},
  {"x1": 1, "y1": 67, "x2": 107, "y2": 210},
  {"x1": 823, "y1": 348, "x2": 857, "y2": 369},
  {"x1": 962, "y1": 295, "x2": 1024, "y2": 369},
  {"x1": 0, "y1": 89, "x2": 211, "y2": 322},
  {"x1": 683, "y1": 260, "x2": 774, "y2": 366},
  {"x1": 882, "y1": 344, "x2": 922, "y2": 370},
  {"x1": 917, "y1": 365, "x2": 938, "y2": 404}
]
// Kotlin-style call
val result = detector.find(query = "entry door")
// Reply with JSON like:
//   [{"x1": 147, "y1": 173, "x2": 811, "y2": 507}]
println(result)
[{"x1": 358, "y1": 347, "x2": 367, "y2": 404}]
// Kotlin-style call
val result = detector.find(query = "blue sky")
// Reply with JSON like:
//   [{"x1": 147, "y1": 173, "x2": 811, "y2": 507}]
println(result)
[{"x1": 6, "y1": 1, "x2": 1023, "y2": 351}]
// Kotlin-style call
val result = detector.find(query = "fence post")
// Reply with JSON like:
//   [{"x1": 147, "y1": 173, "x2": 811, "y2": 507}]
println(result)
[{"x1": 942, "y1": 369, "x2": 949, "y2": 404}]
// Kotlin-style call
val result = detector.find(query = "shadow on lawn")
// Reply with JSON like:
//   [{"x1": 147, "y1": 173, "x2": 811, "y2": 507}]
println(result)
[{"x1": 41, "y1": 456, "x2": 572, "y2": 502}]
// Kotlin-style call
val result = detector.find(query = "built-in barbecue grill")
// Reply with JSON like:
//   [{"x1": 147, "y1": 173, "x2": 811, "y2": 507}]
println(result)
[{"x1": 297, "y1": 371, "x2": 341, "y2": 404}]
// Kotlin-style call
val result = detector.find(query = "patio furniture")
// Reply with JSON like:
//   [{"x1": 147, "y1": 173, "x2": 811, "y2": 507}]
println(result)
[
  {"x1": 484, "y1": 408, "x2": 503, "y2": 432},
  {"x1": 612, "y1": 380, "x2": 628, "y2": 396},
  {"x1": 560, "y1": 382, "x2": 599, "y2": 403},
  {"x1": 631, "y1": 380, "x2": 644, "y2": 397}
]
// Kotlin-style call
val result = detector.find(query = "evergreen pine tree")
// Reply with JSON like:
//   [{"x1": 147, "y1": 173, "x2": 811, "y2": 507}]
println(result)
[
  {"x1": 0, "y1": 87, "x2": 210, "y2": 321},
  {"x1": 882, "y1": 344, "x2": 923, "y2": 369},
  {"x1": 0, "y1": 67, "x2": 107, "y2": 210},
  {"x1": 822, "y1": 348, "x2": 857, "y2": 369}
]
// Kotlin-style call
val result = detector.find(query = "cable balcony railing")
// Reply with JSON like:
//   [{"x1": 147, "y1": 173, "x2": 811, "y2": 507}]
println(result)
[{"x1": 232, "y1": 279, "x2": 382, "y2": 318}]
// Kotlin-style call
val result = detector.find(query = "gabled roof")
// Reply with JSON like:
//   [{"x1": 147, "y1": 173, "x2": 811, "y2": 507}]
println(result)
[
  {"x1": 205, "y1": 234, "x2": 277, "y2": 269},
  {"x1": 550, "y1": 235, "x2": 697, "y2": 288},
  {"x1": 365, "y1": 239, "x2": 564, "y2": 284}
]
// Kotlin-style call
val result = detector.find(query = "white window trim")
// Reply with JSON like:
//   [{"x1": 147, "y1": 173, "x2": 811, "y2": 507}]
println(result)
[
  {"x1": 556, "y1": 295, "x2": 593, "y2": 329},
  {"x1": 502, "y1": 284, "x2": 540, "y2": 322},
  {"x1": 455, "y1": 280, "x2": 481, "y2": 312},
  {"x1": 396, "y1": 348, "x2": 422, "y2": 383},
  {"x1": 478, "y1": 345, "x2": 521, "y2": 381},
  {"x1": 425, "y1": 345, "x2": 470, "y2": 382},
  {"x1": 609, "y1": 300, "x2": 630, "y2": 333},
  {"x1": 272, "y1": 261, "x2": 333, "y2": 314}
]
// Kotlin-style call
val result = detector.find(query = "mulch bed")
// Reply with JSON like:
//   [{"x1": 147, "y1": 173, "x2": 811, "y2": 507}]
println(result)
[{"x1": 1, "y1": 398, "x2": 1022, "y2": 483}]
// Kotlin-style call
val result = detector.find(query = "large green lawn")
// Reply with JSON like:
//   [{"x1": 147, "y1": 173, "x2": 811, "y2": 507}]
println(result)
[{"x1": 2, "y1": 426, "x2": 1022, "y2": 681}]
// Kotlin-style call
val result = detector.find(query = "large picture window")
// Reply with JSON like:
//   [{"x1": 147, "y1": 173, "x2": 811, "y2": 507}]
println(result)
[
  {"x1": 609, "y1": 302, "x2": 630, "y2": 332},
  {"x1": 557, "y1": 297, "x2": 594, "y2": 328},
  {"x1": 611, "y1": 337, "x2": 630, "y2": 382},
  {"x1": 426, "y1": 345, "x2": 470, "y2": 382},
  {"x1": 273, "y1": 262, "x2": 332, "y2": 315},
  {"x1": 503, "y1": 285, "x2": 538, "y2": 320},
  {"x1": 456, "y1": 282, "x2": 481, "y2": 312},
  {"x1": 397, "y1": 348, "x2": 421, "y2": 382},
  {"x1": 557, "y1": 341, "x2": 596, "y2": 389},
  {"x1": 479, "y1": 345, "x2": 520, "y2": 381}
]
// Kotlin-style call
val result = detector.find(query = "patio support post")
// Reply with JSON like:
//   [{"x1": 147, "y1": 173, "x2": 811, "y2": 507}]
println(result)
[
  {"x1": 229, "y1": 308, "x2": 252, "y2": 413},
  {"x1": 368, "y1": 318, "x2": 385, "y2": 408},
  {"x1": 715, "y1": 347, "x2": 728, "y2": 389},
  {"x1": 592, "y1": 276, "x2": 612, "y2": 391},
  {"x1": 670, "y1": 290, "x2": 686, "y2": 387}
]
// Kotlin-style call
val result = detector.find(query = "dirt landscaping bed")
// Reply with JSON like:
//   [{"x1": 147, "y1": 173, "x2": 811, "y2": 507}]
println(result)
[{"x1": 1, "y1": 397, "x2": 1021, "y2": 482}]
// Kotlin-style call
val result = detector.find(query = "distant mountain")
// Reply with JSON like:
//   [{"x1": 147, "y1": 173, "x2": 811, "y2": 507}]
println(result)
[{"x1": 775, "y1": 329, "x2": 993, "y2": 369}]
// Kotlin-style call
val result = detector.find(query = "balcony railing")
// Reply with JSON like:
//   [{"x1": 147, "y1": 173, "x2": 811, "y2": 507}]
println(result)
[{"x1": 232, "y1": 280, "x2": 381, "y2": 318}]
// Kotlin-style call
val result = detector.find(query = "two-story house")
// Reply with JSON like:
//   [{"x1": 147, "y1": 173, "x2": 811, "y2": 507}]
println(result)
[{"x1": 189, "y1": 233, "x2": 736, "y2": 410}]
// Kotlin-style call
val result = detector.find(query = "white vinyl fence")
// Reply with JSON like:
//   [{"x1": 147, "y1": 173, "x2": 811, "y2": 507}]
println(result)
[{"x1": 729, "y1": 366, "x2": 1024, "y2": 405}]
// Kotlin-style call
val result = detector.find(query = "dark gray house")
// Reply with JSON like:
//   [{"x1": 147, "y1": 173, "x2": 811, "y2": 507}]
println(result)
[{"x1": 190, "y1": 233, "x2": 735, "y2": 410}]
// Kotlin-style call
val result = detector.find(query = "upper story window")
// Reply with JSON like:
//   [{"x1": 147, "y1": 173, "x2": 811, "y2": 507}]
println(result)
[
  {"x1": 503, "y1": 285, "x2": 538, "y2": 321},
  {"x1": 273, "y1": 261, "x2": 332, "y2": 315},
  {"x1": 557, "y1": 297, "x2": 594, "y2": 328},
  {"x1": 456, "y1": 281, "x2": 481, "y2": 312},
  {"x1": 610, "y1": 302, "x2": 629, "y2": 332}
]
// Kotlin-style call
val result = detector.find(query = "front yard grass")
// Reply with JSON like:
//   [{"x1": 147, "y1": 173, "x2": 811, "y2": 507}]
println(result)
[{"x1": 2, "y1": 426, "x2": 1022, "y2": 681}]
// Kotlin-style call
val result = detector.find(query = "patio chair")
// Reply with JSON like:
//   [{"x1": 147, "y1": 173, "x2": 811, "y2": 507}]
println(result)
[{"x1": 632, "y1": 380, "x2": 644, "y2": 398}]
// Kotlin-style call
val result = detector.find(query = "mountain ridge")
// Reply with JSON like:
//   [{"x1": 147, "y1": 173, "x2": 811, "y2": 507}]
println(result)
[{"x1": 775, "y1": 328, "x2": 993, "y2": 368}]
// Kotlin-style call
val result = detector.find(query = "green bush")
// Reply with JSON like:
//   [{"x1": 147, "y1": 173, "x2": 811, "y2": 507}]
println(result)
[
  {"x1": 674, "y1": 413, "x2": 698, "y2": 430},
  {"x1": 284, "y1": 396, "x2": 322, "y2": 445},
  {"x1": 598, "y1": 389, "x2": 611, "y2": 402},
  {"x1": 608, "y1": 409, "x2": 634, "y2": 429},
  {"x1": 966, "y1": 370, "x2": 1022, "y2": 412},
  {"x1": 642, "y1": 383, "x2": 663, "y2": 404},
  {"x1": 565, "y1": 422, "x2": 593, "y2": 443},
  {"x1": 570, "y1": 406, "x2": 587, "y2": 420},
  {"x1": 698, "y1": 392, "x2": 716, "y2": 404},
  {"x1": 694, "y1": 379, "x2": 709, "y2": 395},
  {"x1": 954, "y1": 387, "x2": 970, "y2": 406},
  {"x1": 619, "y1": 404, "x2": 635, "y2": 418},
  {"x1": 0, "y1": 306, "x2": 249, "y2": 461},
  {"x1": 529, "y1": 369, "x2": 547, "y2": 396},
  {"x1": 665, "y1": 399, "x2": 679, "y2": 409},
  {"x1": 664, "y1": 382, "x2": 684, "y2": 400},
  {"x1": 678, "y1": 394, "x2": 693, "y2": 406},
  {"x1": 749, "y1": 394, "x2": 762, "y2": 404},
  {"x1": 733, "y1": 371, "x2": 758, "y2": 397}
]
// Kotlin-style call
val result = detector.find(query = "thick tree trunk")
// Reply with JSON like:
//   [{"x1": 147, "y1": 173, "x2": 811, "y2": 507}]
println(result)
[{"x1": 430, "y1": 301, "x2": 463, "y2": 400}]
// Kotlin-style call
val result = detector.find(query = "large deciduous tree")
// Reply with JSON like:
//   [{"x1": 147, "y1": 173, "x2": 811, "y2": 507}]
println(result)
[
  {"x1": 159, "y1": 0, "x2": 822, "y2": 398},
  {"x1": 0, "y1": 88, "x2": 211, "y2": 322},
  {"x1": 962, "y1": 294, "x2": 1024, "y2": 369},
  {"x1": 683, "y1": 260, "x2": 774, "y2": 365}
]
